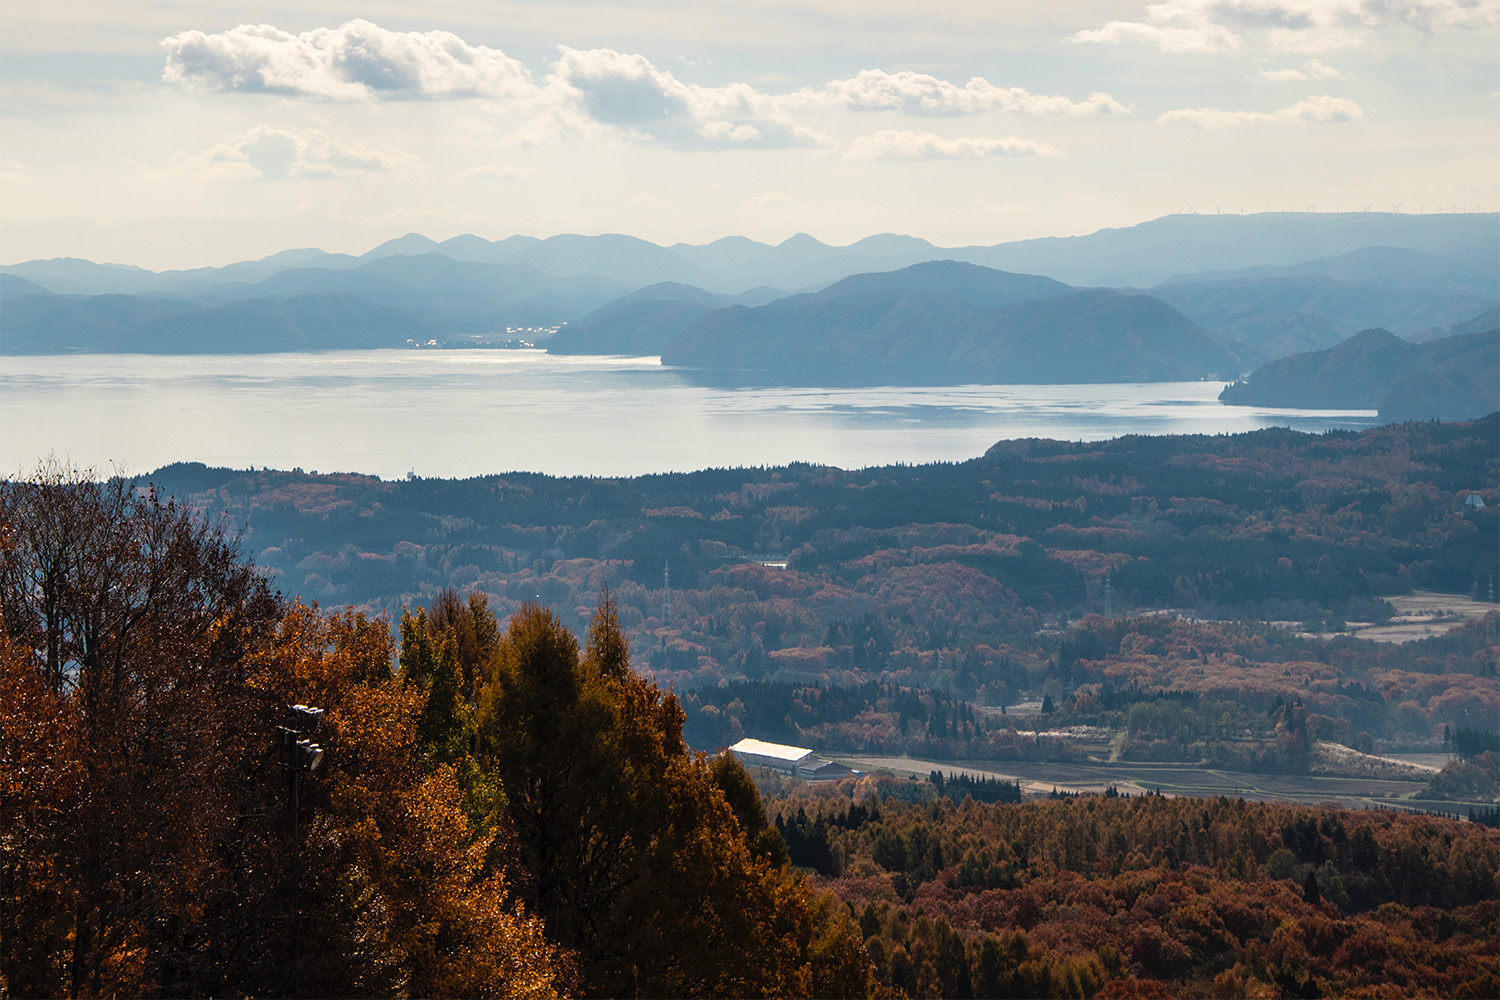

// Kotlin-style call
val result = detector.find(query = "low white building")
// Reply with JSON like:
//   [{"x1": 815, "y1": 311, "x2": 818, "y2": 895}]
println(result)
[
  {"x1": 729, "y1": 737, "x2": 816, "y2": 774},
  {"x1": 728, "y1": 737, "x2": 857, "y2": 781}
]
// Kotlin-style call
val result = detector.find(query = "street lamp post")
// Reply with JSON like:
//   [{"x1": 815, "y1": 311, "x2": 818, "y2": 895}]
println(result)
[{"x1": 279, "y1": 704, "x2": 324, "y2": 998}]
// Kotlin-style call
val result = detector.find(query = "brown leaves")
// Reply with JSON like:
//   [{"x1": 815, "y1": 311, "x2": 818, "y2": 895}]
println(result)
[
  {"x1": 781, "y1": 785, "x2": 1500, "y2": 998},
  {"x1": 301, "y1": 694, "x2": 563, "y2": 998},
  {"x1": 1, "y1": 469, "x2": 564, "y2": 998}
]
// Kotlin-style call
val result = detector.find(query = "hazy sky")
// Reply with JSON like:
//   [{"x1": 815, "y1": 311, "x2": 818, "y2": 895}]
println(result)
[{"x1": 2, "y1": 1, "x2": 1495, "y2": 269}]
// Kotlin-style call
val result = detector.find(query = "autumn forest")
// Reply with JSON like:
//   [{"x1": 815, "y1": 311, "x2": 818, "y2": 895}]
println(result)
[{"x1": 3, "y1": 416, "x2": 1497, "y2": 997}]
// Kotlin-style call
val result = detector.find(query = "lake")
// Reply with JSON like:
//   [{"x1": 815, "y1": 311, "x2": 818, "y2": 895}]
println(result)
[{"x1": 2, "y1": 350, "x2": 1381, "y2": 479}]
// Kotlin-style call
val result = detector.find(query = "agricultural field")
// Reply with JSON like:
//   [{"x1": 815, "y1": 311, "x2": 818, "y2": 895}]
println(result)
[{"x1": 837, "y1": 753, "x2": 1445, "y2": 812}]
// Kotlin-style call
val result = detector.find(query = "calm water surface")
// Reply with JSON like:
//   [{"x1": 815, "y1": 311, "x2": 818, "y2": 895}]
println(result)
[{"x1": 2, "y1": 351, "x2": 1380, "y2": 478}]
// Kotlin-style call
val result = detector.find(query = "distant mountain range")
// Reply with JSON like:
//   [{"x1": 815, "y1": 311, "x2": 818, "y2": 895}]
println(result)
[
  {"x1": 1147, "y1": 245, "x2": 1497, "y2": 357},
  {"x1": 6, "y1": 211, "x2": 1493, "y2": 296},
  {"x1": 3, "y1": 213, "x2": 1494, "y2": 389},
  {"x1": 1219, "y1": 327, "x2": 1499, "y2": 421}
]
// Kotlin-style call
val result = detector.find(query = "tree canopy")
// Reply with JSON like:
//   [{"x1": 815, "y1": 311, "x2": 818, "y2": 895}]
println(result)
[
  {"x1": 477, "y1": 596, "x2": 868, "y2": 997},
  {"x1": 0, "y1": 465, "x2": 562, "y2": 998},
  {"x1": 1, "y1": 465, "x2": 871, "y2": 998}
]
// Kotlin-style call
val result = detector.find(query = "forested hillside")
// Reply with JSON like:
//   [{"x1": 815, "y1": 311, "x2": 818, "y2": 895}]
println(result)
[
  {"x1": 0, "y1": 470, "x2": 871, "y2": 998},
  {"x1": 763, "y1": 776, "x2": 1499, "y2": 998},
  {"x1": 660, "y1": 273, "x2": 1247, "y2": 385},
  {"x1": 1220, "y1": 329, "x2": 1500, "y2": 421},
  {"x1": 140, "y1": 419, "x2": 1497, "y2": 752},
  {"x1": 149, "y1": 418, "x2": 1496, "y2": 641},
  {"x1": 5, "y1": 467, "x2": 1496, "y2": 999},
  {"x1": 676, "y1": 604, "x2": 1499, "y2": 768},
  {"x1": 88, "y1": 417, "x2": 1495, "y2": 822}
]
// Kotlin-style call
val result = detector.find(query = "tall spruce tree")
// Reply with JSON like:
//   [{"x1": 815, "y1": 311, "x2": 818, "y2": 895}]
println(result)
[{"x1": 476, "y1": 597, "x2": 868, "y2": 997}]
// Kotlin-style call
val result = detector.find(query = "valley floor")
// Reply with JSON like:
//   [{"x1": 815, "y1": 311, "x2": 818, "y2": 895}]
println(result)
[{"x1": 837, "y1": 753, "x2": 1480, "y2": 814}]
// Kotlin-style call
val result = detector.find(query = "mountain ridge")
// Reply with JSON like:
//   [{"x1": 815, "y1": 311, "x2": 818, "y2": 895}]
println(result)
[
  {"x1": 9, "y1": 212, "x2": 1493, "y2": 296},
  {"x1": 1219, "y1": 328, "x2": 1499, "y2": 420},
  {"x1": 659, "y1": 261, "x2": 1245, "y2": 385}
]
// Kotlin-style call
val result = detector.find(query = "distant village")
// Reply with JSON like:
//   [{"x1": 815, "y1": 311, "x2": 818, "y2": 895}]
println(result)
[{"x1": 405, "y1": 324, "x2": 565, "y2": 350}]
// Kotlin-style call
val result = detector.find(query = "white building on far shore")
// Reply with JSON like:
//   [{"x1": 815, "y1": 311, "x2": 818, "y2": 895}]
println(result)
[{"x1": 728, "y1": 737, "x2": 857, "y2": 781}]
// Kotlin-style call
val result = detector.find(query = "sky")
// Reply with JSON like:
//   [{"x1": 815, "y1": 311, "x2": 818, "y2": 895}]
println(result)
[{"x1": 1, "y1": 1, "x2": 1496, "y2": 270}]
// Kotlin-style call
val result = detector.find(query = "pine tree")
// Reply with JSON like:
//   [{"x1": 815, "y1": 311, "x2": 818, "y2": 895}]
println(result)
[
  {"x1": 1303, "y1": 870, "x2": 1321, "y2": 906},
  {"x1": 478, "y1": 597, "x2": 868, "y2": 997}
]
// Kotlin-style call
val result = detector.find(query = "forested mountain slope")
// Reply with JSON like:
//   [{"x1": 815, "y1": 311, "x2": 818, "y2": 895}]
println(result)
[
  {"x1": 661, "y1": 263, "x2": 1244, "y2": 384},
  {"x1": 1220, "y1": 329, "x2": 1499, "y2": 420},
  {"x1": 138, "y1": 418, "x2": 1499, "y2": 762},
  {"x1": 6, "y1": 466, "x2": 1493, "y2": 1000}
]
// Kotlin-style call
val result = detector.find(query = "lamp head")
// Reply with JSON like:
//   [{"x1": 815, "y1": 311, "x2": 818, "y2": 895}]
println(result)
[
  {"x1": 289, "y1": 704, "x2": 324, "y2": 733},
  {"x1": 295, "y1": 739, "x2": 324, "y2": 772}
]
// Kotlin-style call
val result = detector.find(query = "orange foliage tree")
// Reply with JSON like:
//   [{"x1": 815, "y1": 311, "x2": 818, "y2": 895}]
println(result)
[{"x1": 0, "y1": 466, "x2": 564, "y2": 998}]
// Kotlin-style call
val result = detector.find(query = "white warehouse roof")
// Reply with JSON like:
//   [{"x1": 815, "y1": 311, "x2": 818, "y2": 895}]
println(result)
[{"x1": 729, "y1": 738, "x2": 814, "y2": 763}]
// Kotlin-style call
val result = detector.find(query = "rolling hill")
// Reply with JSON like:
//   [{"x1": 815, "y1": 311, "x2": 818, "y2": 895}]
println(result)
[
  {"x1": 1219, "y1": 328, "x2": 1499, "y2": 420},
  {"x1": 548, "y1": 299, "x2": 722, "y2": 356},
  {"x1": 661, "y1": 261, "x2": 1245, "y2": 385},
  {"x1": 0, "y1": 292, "x2": 437, "y2": 353}
]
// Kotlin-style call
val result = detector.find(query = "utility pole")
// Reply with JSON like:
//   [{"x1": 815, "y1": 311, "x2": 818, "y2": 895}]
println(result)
[
  {"x1": 663, "y1": 560, "x2": 671, "y2": 625},
  {"x1": 279, "y1": 704, "x2": 325, "y2": 999},
  {"x1": 1105, "y1": 574, "x2": 1113, "y2": 619}
]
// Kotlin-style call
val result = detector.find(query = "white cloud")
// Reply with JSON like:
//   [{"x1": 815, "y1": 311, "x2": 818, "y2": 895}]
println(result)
[
  {"x1": 542, "y1": 52, "x2": 1124, "y2": 147},
  {"x1": 158, "y1": 21, "x2": 1128, "y2": 153},
  {"x1": 1069, "y1": 18, "x2": 1239, "y2": 53},
  {"x1": 548, "y1": 46, "x2": 828, "y2": 149},
  {"x1": 171, "y1": 125, "x2": 397, "y2": 179},
  {"x1": 804, "y1": 69, "x2": 1131, "y2": 116},
  {"x1": 1261, "y1": 57, "x2": 1345, "y2": 79},
  {"x1": 847, "y1": 130, "x2": 1063, "y2": 160},
  {"x1": 1157, "y1": 94, "x2": 1363, "y2": 127},
  {"x1": 628, "y1": 192, "x2": 663, "y2": 208},
  {"x1": 1069, "y1": 1, "x2": 1499, "y2": 54},
  {"x1": 161, "y1": 20, "x2": 541, "y2": 101},
  {"x1": 1378, "y1": 0, "x2": 1500, "y2": 30}
]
